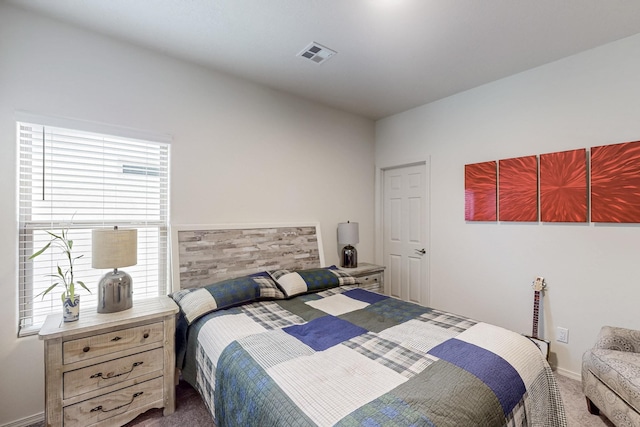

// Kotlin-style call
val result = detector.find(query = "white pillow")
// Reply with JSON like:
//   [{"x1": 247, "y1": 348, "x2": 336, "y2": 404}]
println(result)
[{"x1": 272, "y1": 272, "x2": 309, "y2": 297}]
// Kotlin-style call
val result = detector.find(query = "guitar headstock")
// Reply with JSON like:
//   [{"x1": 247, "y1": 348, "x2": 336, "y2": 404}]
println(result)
[{"x1": 532, "y1": 276, "x2": 546, "y2": 292}]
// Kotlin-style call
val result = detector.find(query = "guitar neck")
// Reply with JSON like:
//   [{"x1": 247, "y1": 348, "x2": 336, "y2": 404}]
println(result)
[{"x1": 532, "y1": 290, "x2": 540, "y2": 338}]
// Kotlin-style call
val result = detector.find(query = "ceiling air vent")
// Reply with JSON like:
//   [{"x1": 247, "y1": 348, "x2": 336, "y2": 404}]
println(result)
[{"x1": 297, "y1": 42, "x2": 336, "y2": 64}]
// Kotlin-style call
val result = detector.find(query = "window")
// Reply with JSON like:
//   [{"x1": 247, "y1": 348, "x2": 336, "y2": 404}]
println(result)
[{"x1": 17, "y1": 119, "x2": 170, "y2": 336}]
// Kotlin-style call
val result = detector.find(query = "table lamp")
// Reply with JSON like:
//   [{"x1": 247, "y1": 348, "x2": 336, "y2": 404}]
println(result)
[
  {"x1": 338, "y1": 221, "x2": 359, "y2": 268},
  {"x1": 92, "y1": 226, "x2": 137, "y2": 313}
]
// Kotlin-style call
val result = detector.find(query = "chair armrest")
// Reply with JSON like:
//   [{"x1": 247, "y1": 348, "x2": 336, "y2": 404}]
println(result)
[{"x1": 594, "y1": 326, "x2": 640, "y2": 353}]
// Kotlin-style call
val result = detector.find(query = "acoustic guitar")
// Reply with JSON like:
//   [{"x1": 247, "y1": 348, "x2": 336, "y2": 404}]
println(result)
[{"x1": 524, "y1": 276, "x2": 550, "y2": 360}]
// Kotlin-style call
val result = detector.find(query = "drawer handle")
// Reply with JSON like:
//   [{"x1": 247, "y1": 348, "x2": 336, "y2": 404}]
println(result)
[
  {"x1": 83, "y1": 346, "x2": 90, "y2": 353},
  {"x1": 90, "y1": 362, "x2": 144, "y2": 380},
  {"x1": 143, "y1": 333, "x2": 149, "y2": 339},
  {"x1": 111, "y1": 336, "x2": 122, "y2": 342},
  {"x1": 90, "y1": 391, "x2": 144, "y2": 413}
]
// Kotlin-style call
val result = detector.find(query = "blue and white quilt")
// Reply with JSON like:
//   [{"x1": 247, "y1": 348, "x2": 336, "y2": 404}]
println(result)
[{"x1": 178, "y1": 286, "x2": 566, "y2": 426}]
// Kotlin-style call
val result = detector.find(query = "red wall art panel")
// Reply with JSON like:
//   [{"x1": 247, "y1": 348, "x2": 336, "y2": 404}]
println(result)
[
  {"x1": 540, "y1": 149, "x2": 587, "y2": 222},
  {"x1": 591, "y1": 140, "x2": 640, "y2": 223},
  {"x1": 499, "y1": 155, "x2": 538, "y2": 222},
  {"x1": 465, "y1": 161, "x2": 497, "y2": 221}
]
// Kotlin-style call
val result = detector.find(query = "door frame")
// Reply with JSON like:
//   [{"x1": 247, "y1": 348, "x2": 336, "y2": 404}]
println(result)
[{"x1": 375, "y1": 158, "x2": 431, "y2": 304}]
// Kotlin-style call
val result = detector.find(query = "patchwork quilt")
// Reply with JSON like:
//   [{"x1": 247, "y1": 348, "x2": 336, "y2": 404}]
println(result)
[{"x1": 178, "y1": 286, "x2": 567, "y2": 426}]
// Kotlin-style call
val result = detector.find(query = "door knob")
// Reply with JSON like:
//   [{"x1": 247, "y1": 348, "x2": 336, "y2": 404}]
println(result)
[{"x1": 415, "y1": 248, "x2": 426, "y2": 255}]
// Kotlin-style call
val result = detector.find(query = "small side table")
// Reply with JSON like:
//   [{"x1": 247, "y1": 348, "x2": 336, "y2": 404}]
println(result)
[
  {"x1": 39, "y1": 296, "x2": 178, "y2": 427},
  {"x1": 338, "y1": 263, "x2": 386, "y2": 293}
]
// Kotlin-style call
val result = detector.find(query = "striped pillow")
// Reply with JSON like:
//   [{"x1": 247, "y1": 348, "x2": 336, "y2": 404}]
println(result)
[
  {"x1": 269, "y1": 266, "x2": 356, "y2": 298},
  {"x1": 170, "y1": 272, "x2": 284, "y2": 324}
]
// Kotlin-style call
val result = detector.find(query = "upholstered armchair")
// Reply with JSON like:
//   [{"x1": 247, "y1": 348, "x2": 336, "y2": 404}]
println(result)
[{"x1": 582, "y1": 326, "x2": 640, "y2": 426}]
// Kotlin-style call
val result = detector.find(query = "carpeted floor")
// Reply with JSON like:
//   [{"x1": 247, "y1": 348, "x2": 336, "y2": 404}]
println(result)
[
  {"x1": 29, "y1": 373, "x2": 615, "y2": 427},
  {"x1": 554, "y1": 374, "x2": 614, "y2": 427}
]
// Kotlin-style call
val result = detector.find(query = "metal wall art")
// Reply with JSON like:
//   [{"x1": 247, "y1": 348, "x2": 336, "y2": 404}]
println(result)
[
  {"x1": 465, "y1": 140, "x2": 640, "y2": 224},
  {"x1": 591, "y1": 140, "x2": 640, "y2": 223},
  {"x1": 465, "y1": 161, "x2": 497, "y2": 221},
  {"x1": 499, "y1": 155, "x2": 538, "y2": 222},
  {"x1": 540, "y1": 149, "x2": 587, "y2": 223}
]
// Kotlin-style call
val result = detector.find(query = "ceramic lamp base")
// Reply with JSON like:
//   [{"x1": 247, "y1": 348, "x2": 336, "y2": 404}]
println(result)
[
  {"x1": 341, "y1": 245, "x2": 358, "y2": 268},
  {"x1": 97, "y1": 269, "x2": 133, "y2": 313}
]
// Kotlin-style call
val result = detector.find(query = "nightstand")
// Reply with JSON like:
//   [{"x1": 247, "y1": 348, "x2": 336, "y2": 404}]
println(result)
[
  {"x1": 38, "y1": 296, "x2": 179, "y2": 427},
  {"x1": 339, "y1": 263, "x2": 386, "y2": 293}
]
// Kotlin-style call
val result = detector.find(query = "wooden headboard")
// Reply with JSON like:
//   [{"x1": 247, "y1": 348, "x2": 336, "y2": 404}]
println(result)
[{"x1": 171, "y1": 223, "x2": 325, "y2": 291}]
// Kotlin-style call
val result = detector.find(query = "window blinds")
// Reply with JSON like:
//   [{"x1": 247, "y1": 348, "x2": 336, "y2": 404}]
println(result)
[{"x1": 17, "y1": 121, "x2": 170, "y2": 336}]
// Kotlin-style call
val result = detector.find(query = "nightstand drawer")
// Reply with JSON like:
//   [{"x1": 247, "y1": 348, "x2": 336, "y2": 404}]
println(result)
[
  {"x1": 63, "y1": 376, "x2": 163, "y2": 427},
  {"x1": 338, "y1": 263, "x2": 385, "y2": 294},
  {"x1": 63, "y1": 347, "x2": 164, "y2": 399},
  {"x1": 358, "y1": 272, "x2": 383, "y2": 292},
  {"x1": 63, "y1": 322, "x2": 164, "y2": 364}
]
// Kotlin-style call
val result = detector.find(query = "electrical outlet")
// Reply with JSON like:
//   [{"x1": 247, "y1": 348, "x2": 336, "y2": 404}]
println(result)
[{"x1": 557, "y1": 327, "x2": 569, "y2": 343}]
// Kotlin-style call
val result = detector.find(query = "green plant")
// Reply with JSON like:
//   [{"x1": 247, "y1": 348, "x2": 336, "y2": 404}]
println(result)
[{"x1": 29, "y1": 225, "x2": 91, "y2": 302}]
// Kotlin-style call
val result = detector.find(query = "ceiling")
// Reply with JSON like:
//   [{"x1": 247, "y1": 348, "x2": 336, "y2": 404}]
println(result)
[{"x1": 8, "y1": 0, "x2": 640, "y2": 120}]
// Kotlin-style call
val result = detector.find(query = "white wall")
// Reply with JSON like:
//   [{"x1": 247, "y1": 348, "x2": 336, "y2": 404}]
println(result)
[
  {"x1": 376, "y1": 33, "x2": 640, "y2": 379},
  {"x1": 0, "y1": 4, "x2": 375, "y2": 424}
]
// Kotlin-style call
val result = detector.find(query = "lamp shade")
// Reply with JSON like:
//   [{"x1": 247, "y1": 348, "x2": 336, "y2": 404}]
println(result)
[
  {"x1": 337, "y1": 222, "x2": 359, "y2": 245},
  {"x1": 92, "y1": 228, "x2": 137, "y2": 269}
]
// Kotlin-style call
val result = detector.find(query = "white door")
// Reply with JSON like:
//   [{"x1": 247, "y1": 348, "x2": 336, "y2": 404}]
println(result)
[{"x1": 383, "y1": 163, "x2": 429, "y2": 305}]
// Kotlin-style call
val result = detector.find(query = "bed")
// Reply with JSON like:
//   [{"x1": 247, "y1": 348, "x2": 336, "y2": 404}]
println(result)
[{"x1": 170, "y1": 223, "x2": 567, "y2": 426}]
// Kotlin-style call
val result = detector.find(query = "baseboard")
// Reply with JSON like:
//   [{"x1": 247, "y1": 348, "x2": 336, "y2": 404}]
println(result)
[
  {"x1": 554, "y1": 366, "x2": 581, "y2": 381},
  {"x1": 1, "y1": 412, "x2": 43, "y2": 427}
]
